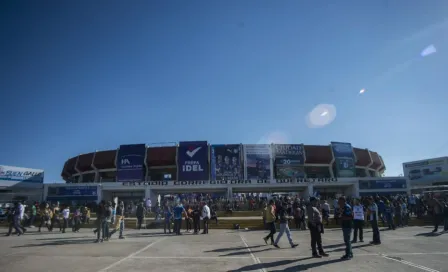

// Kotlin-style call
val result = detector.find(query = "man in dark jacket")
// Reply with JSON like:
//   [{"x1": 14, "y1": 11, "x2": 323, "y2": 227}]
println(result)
[
  {"x1": 192, "y1": 205, "x2": 201, "y2": 234},
  {"x1": 136, "y1": 202, "x2": 146, "y2": 230},
  {"x1": 273, "y1": 202, "x2": 298, "y2": 248},
  {"x1": 95, "y1": 201, "x2": 107, "y2": 243}
]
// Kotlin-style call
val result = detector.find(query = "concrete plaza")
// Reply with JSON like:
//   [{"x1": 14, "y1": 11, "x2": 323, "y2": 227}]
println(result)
[{"x1": 0, "y1": 226, "x2": 446, "y2": 272}]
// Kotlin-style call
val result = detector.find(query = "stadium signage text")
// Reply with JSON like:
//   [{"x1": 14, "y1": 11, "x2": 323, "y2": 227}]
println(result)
[
  {"x1": 122, "y1": 178, "x2": 337, "y2": 186},
  {"x1": 275, "y1": 178, "x2": 338, "y2": 183},
  {"x1": 122, "y1": 180, "x2": 269, "y2": 186}
]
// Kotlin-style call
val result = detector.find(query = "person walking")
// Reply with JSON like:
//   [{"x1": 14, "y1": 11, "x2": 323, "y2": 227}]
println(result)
[
  {"x1": 367, "y1": 197, "x2": 381, "y2": 245},
  {"x1": 173, "y1": 201, "x2": 187, "y2": 235},
  {"x1": 201, "y1": 202, "x2": 211, "y2": 234},
  {"x1": 307, "y1": 197, "x2": 328, "y2": 258},
  {"x1": 95, "y1": 201, "x2": 106, "y2": 243},
  {"x1": 263, "y1": 200, "x2": 277, "y2": 245},
  {"x1": 163, "y1": 205, "x2": 172, "y2": 234},
  {"x1": 338, "y1": 196, "x2": 353, "y2": 260},
  {"x1": 273, "y1": 201, "x2": 298, "y2": 248},
  {"x1": 352, "y1": 198, "x2": 365, "y2": 243},
  {"x1": 136, "y1": 202, "x2": 146, "y2": 230},
  {"x1": 61, "y1": 205, "x2": 70, "y2": 233},
  {"x1": 192, "y1": 205, "x2": 201, "y2": 234},
  {"x1": 109, "y1": 201, "x2": 125, "y2": 239}
]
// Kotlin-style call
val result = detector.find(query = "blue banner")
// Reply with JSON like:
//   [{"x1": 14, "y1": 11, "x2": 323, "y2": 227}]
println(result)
[
  {"x1": 177, "y1": 141, "x2": 209, "y2": 181},
  {"x1": 331, "y1": 142, "x2": 355, "y2": 177},
  {"x1": 359, "y1": 179, "x2": 407, "y2": 190},
  {"x1": 273, "y1": 144, "x2": 305, "y2": 178},
  {"x1": 117, "y1": 144, "x2": 146, "y2": 182},
  {"x1": 210, "y1": 144, "x2": 242, "y2": 180},
  {"x1": 51, "y1": 186, "x2": 98, "y2": 196},
  {"x1": 244, "y1": 144, "x2": 272, "y2": 180},
  {"x1": 359, "y1": 191, "x2": 407, "y2": 197}
]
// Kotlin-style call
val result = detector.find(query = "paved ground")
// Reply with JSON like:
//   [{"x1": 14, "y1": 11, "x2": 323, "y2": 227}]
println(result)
[{"x1": 0, "y1": 226, "x2": 447, "y2": 272}]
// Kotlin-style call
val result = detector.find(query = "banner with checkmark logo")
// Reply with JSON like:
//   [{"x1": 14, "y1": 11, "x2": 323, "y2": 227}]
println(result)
[{"x1": 177, "y1": 141, "x2": 209, "y2": 181}]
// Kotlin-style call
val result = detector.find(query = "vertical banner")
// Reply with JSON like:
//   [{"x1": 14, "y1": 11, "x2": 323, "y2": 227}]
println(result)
[
  {"x1": 331, "y1": 142, "x2": 356, "y2": 177},
  {"x1": 177, "y1": 141, "x2": 209, "y2": 181},
  {"x1": 244, "y1": 144, "x2": 272, "y2": 180},
  {"x1": 210, "y1": 144, "x2": 242, "y2": 180},
  {"x1": 273, "y1": 144, "x2": 305, "y2": 179},
  {"x1": 116, "y1": 144, "x2": 146, "y2": 182}
]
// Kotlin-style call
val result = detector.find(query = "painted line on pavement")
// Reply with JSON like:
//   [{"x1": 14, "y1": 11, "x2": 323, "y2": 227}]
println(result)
[
  {"x1": 381, "y1": 255, "x2": 440, "y2": 272},
  {"x1": 239, "y1": 233, "x2": 266, "y2": 272},
  {"x1": 97, "y1": 237, "x2": 166, "y2": 272}
]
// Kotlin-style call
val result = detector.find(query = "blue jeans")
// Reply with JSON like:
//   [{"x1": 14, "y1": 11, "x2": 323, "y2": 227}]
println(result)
[{"x1": 342, "y1": 228, "x2": 352, "y2": 256}]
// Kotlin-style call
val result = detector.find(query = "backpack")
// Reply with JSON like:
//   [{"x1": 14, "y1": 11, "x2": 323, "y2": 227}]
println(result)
[{"x1": 105, "y1": 208, "x2": 112, "y2": 218}]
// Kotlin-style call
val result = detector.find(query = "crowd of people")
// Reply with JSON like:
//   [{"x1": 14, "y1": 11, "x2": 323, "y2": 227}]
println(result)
[
  {"x1": 2, "y1": 192, "x2": 448, "y2": 259},
  {"x1": 261, "y1": 193, "x2": 448, "y2": 260}
]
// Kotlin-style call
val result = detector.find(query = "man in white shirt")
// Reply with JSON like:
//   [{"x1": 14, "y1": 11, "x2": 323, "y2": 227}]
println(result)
[
  {"x1": 201, "y1": 202, "x2": 211, "y2": 234},
  {"x1": 62, "y1": 206, "x2": 70, "y2": 233},
  {"x1": 352, "y1": 199, "x2": 364, "y2": 243},
  {"x1": 321, "y1": 201, "x2": 330, "y2": 225}
]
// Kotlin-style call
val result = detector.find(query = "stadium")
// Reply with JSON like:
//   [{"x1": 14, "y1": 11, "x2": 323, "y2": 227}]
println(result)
[{"x1": 42, "y1": 141, "x2": 411, "y2": 205}]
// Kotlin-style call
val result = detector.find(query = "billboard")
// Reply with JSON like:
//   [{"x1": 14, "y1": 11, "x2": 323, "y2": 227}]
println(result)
[
  {"x1": 331, "y1": 142, "x2": 356, "y2": 177},
  {"x1": 359, "y1": 179, "x2": 407, "y2": 190},
  {"x1": 403, "y1": 157, "x2": 448, "y2": 182},
  {"x1": 47, "y1": 186, "x2": 98, "y2": 201},
  {"x1": 116, "y1": 144, "x2": 146, "y2": 182},
  {"x1": 273, "y1": 144, "x2": 305, "y2": 178},
  {"x1": 210, "y1": 144, "x2": 242, "y2": 180},
  {"x1": 244, "y1": 144, "x2": 272, "y2": 180},
  {"x1": 177, "y1": 141, "x2": 209, "y2": 181},
  {"x1": 0, "y1": 165, "x2": 44, "y2": 183}
]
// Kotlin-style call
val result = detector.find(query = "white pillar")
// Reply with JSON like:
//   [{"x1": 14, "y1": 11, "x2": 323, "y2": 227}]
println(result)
[
  {"x1": 43, "y1": 184, "x2": 48, "y2": 202},
  {"x1": 227, "y1": 187, "x2": 233, "y2": 199},
  {"x1": 96, "y1": 185, "x2": 102, "y2": 204}
]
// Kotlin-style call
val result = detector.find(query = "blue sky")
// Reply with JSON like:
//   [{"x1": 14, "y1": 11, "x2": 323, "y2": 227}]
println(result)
[{"x1": 1, "y1": 1, "x2": 447, "y2": 182}]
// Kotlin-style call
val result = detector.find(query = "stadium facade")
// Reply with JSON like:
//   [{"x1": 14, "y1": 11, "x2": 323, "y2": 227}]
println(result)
[
  {"x1": 0, "y1": 165, "x2": 44, "y2": 203},
  {"x1": 43, "y1": 142, "x2": 411, "y2": 204}
]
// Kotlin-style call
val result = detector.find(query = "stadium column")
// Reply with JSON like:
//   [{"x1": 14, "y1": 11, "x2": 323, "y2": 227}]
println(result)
[
  {"x1": 304, "y1": 183, "x2": 314, "y2": 198},
  {"x1": 145, "y1": 187, "x2": 158, "y2": 206},
  {"x1": 43, "y1": 184, "x2": 48, "y2": 202},
  {"x1": 227, "y1": 187, "x2": 233, "y2": 199},
  {"x1": 97, "y1": 185, "x2": 102, "y2": 204}
]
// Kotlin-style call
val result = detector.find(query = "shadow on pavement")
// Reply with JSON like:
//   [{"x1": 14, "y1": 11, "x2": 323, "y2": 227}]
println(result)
[
  {"x1": 219, "y1": 248, "x2": 272, "y2": 257},
  {"x1": 12, "y1": 239, "x2": 96, "y2": 247},
  {"x1": 323, "y1": 243, "x2": 344, "y2": 249},
  {"x1": 327, "y1": 243, "x2": 372, "y2": 253},
  {"x1": 205, "y1": 245, "x2": 264, "y2": 253},
  {"x1": 229, "y1": 257, "x2": 343, "y2": 272},
  {"x1": 124, "y1": 233, "x2": 173, "y2": 238},
  {"x1": 415, "y1": 232, "x2": 443, "y2": 237}
]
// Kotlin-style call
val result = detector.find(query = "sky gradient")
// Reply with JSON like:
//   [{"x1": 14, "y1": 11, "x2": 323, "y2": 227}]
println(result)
[{"x1": 1, "y1": 1, "x2": 447, "y2": 182}]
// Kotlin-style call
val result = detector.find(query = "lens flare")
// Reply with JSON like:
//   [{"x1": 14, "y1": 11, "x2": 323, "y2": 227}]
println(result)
[
  {"x1": 257, "y1": 131, "x2": 290, "y2": 144},
  {"x1": 306, "y1": 104, "x2": 337, "y2": 128},
  {"x1": 421, "y1": 44, "x2": 436, "y2": 57},
  {"x1": 359, "y1": 89, "x2": 365, "y2": 94}
]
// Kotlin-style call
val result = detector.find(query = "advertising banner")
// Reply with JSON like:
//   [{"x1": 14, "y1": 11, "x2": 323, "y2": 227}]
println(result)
[
  {"x1": 244, "y1": 144, "x2": 272, "y2": 180},
  {"x1": 0, "y1": 165, "x2": 44, "y2": 183},
  {"x1": 116, "y1": 144, "x2": 146, "y2": 182},
  {"x1": 273, "y1": 144, "x2": 305, "y2": 179},
  {"x1": 210, "y1": 144, "x2": 242, "y2": 180},
  {"x1": 331, "y1": 142, "x2": 356, "y2": 177},
  {"x1": 359, "y1": 179, "x2": 407, "y2": 190},
  {"x1": 177, "y1": 141, "x2": 209, "y2": 181},
  {"x1": 47, "y1": 186, "x2": 98, "y2": 201},
  {"x1": 403, "y1": 157, "x2": 448, "y2": 182}
]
